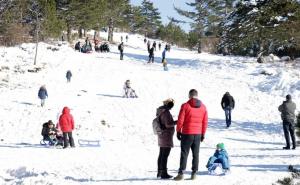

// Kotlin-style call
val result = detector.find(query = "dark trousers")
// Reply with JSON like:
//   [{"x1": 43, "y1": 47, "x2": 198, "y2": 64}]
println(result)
[
  {"x1": 63, "y1": 132, "x2": 75, "y2": 148},
  {"x1": 224, "y1": 107, "x2": 232, "y2": 127},
  {"x1": 157, "y1": 147, "x2": 171, "y2": 170},
  {"x1": 120, "y1": 51, "x2": 123, "y2": 60},
  {"x1": 148, "y1": 55, "x2": 154, "y2": 63},
  {"x1": 179, "y1": 134, "x2": 201, "y2": 174},
  {"x1": 283, "y1": 121, "x2": 296, "y2": 148}
]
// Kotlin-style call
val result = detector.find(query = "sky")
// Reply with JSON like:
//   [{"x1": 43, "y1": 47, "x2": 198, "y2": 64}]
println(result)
[{"x1": 130, "y1": 0, "x2": 193, "y2": 32}]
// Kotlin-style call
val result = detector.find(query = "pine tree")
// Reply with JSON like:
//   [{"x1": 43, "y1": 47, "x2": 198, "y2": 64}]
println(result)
[{"x1": 140, "y1": 0, "x2": 162, "y2": 37}]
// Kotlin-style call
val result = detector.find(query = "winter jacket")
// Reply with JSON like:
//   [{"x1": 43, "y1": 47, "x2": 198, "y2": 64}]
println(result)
[
  {"x1": 162, "y1": 49, "x2": 166, "y2": 60},
  {"x1": 59, "y1": 107, "x2": 75, "y2": 132},
  {"x1": 221, "y1": 92, "x2": 235, "y2": 109},
  {"x1": 278, "y1": 100, "x2": 296, "y2": 122},
  {"x1": 66, "y1": 71, "x2": 72, "y2": 79},
  {"x1": 38, "y1": 87, "x2": 48, "y2": 99},
  {"x1": 149, "y1": 47, "x2": 154, "y2": 56},
  {"x1": 157, "y1": 105, "x2": 175, "y2": 148},
  {"x1": 176, "y1": 98, "x2": 208, "y2": 135},
  {"x1": 206, "y1": 149, "x2": 230, "y2": 169},
  {"x1": 41, "y1": 123, "x2": 57, "y2": 138}
]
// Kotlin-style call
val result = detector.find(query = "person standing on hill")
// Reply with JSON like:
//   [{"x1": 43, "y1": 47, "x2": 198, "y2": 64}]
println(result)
[
  {"x1": 174, "y1": 89, "x2": 208, "y2": 181},
  {"x1": 158, "y1": 42, "x2": 161, "y2": 51},
  {"x1": 278, "y1": 94, "x2": 297, "y2": 150},
  {"x1": 126, "y1": 35, "x2": 128, "y2": 42},
  {"x1": 66, "y1": 70, "x2": 72, "y2": 83},
  {"x1": 156, "y1": 98, "x2": 176, "y2": 179},
  {"x1": 153, "y1": 41, "x2": 157, "y2": 51},
  {"x1": 148, "y1": 46, "x2": 154, "y2": 63},
  {"x1": 147, "y1": 40, "x2": 151, "y2": 53},
  {"x1": 59, "y1": 106, "x2": 75, "y2": 149},
  {"x1": 118, "y1": 42, "x2": 124, "y2": 60},
  {"x1": 221, "y1": 92, "x2": 235, "y2": 128},
  {"x1": 38, "y1": 85, "x2": 48, "y2": 107}
]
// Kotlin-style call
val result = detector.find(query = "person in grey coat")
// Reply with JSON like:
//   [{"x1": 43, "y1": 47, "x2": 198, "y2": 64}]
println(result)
[
  {"x1": 278, "y1": 94, "x2": 297, "y2": 150},
  {"x1": 38, "y1": 85, "x2": 48, "y2": 107},
  {"x1": 156, "y1": 98, "x2": 176, "y2": 179}
]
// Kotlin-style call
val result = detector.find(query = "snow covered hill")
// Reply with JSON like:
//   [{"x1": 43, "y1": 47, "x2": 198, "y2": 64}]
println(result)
[{"x1": 0, "y1": 32, "x2": 299, "y2": 185}]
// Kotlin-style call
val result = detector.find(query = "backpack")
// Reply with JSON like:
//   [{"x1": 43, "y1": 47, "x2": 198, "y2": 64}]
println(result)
[
  {"x1": 118, "y1": 44, "x2": 121, "y2": 51},
  {"x1": 152, "y1": 110, "x2": 165, "y2": 135}
]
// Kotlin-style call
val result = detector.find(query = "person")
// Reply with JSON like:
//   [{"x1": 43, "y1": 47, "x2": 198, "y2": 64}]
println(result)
[
  {"x1": 38, "y1": 85, "x2": 48, "y2": 107},
  {"x1": 41, "y1": 120, "x2": 57, "y2": 145},
  {"x1": 144, "y1": 38, "x2": 147, "y2": 44},
  {"x1": 118, "y1": 42, "x2": 124, "y2": 60},
  {"x1": 148, "y1": 46, "x2": 154, "y2": 63},
  {"x1": 121, "y1": 36, "x2": 123, "y2": 42},
  {"x1": 153, "y1": 41, "x2": 157, "y2": 51},
  {"x1": 75, "y1": 41, "x2": 81, "y2": 51},
  {"x1": 126, "y1": 35, "x2": 128, "y2": 42},
  {"x1": 278, "y1": 94, "x2": 297, "y2": 150},
  {"x1": 66, "y1": 70, "x2": 72, "y2": 83},
  {"x1": 206, "y1": 143, "x2": 230, "y2": 174},
  {"x1": 147, "y1": 40, "x2": 151, "y2": 53},
  {"x1": 174, "y1": 89, "x2": 208, "y2": 181},
  {"x1": 156, "y1": 98, "x2": 176, "y2": 179},
  {"x1": 221, "y1": 92, "x2": 235, "y2": 128},
  {"x1": 59, "y1": 106, "x2": 75, "y2": 149},
  {"x1": 123, "y1": 80, "x2": 138, "y2": 98},
  {"x1": 158, "y1": 42, "x2": 161, "y2": 51},
  {"x1": 162, "y1": 47, "x2": 167, "y2": 63}
]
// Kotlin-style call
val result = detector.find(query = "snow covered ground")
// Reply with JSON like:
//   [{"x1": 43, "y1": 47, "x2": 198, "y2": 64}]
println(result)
[{"x1": 0, "y1": 32, "x2": 299, "y2": 185}]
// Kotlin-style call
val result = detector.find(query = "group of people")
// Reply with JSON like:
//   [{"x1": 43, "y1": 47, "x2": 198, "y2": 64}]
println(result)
[
  {"x1": 154, "y1": 89, "x2": 297, "y2": 180},
  {"x1": 75, "y1": 37, "x2": 110, "y2": 53}
]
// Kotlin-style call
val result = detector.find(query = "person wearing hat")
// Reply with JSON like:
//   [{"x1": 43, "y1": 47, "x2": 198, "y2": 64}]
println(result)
[
  {"x1": 156, "y1": 98, "x2": 176, "y2": 179},
  {"x1": 278, "y1": 94, "x2": 297, "y2": 150},
  {"x1": 206, "y1": 143, "x2": 230, "y2": 174},
  {"x1": 174, "y1": 89, "x2": 208, "y2": 180}
]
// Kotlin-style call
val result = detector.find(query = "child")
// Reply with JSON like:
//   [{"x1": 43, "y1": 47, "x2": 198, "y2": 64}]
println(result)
[
  {"x1": 206, "y1": 143, "x2": 230, "y2": 174},
  {"x1": 123, "y1": 80, "x2": 138, "y2": 98},
  {"x1": 41, "y1": 120, "x2": 58, "y2": 145}
]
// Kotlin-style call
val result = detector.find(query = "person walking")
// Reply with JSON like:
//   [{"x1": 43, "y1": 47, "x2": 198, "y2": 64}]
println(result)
[
  {"x1": 158, "y1": 42, "x2": 161, "y2": 51},
  {"x1": 59, "y1": 106, "x2": 75, "y2": 149},
  {"x1": 174, "y1": 89, "x2": 208, "y2": 180},
  {"x1": 118, "y1": 42, "x2": 124, "y2": 60},
  {"x1": 66, "y1": 70, "x2": 72, "y2": 83},
  {"x1": 147, "y1": 40, "x2": 151, "y2": 53},
  {"x1": 38, "y1": 85, "x2": 48, "y2": 107},
  {"x1": 148, "y1": 46, "x2": 154, "y2": 63},
  {"x1": 153, "y1": 41, "x2": 157, "y2": 51},
  {"x1": 156, "y1": 98, "x2": 176, "y2": 179},
  {"x1": 278, "y1": 94, "x2": 297, "y2": 150},
  {"x1": 221, "y1": 92, "x2": 235, "y2": 128}
]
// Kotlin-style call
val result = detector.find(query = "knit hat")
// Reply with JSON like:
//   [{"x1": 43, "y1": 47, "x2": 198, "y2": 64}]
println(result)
[{"x1": 216, "y1": 143, "x2": 225, "y2": 150}]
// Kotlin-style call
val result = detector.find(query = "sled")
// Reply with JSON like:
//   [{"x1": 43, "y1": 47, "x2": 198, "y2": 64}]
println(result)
[{"x1": 78, "y1": 139, "x2": 100, "y2": 147}]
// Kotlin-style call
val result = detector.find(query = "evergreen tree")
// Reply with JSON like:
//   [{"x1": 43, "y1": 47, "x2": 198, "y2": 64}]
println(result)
[{"x1": 140, "y1": 0, "x2": 162, "y2": 37}]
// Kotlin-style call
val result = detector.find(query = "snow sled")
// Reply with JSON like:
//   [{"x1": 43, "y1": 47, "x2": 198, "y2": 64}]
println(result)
[
  {"x1": 40, "y1": 137, "x2": 63, "y2": 148},
  {"x1": 208, "y1": 163, "x2": 230, "y2": 176},
  {"x1": 78, "y1": 139, "x2": 100, "y2": 147}
]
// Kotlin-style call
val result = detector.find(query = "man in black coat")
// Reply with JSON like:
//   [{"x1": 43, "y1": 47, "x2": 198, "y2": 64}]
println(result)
[
  {"x1": 278, "y1": 94, "x2": 297, "y2": 150},
  {"x1": 221, "y1": 92, "x2": 235, "y2": 128},
  {"x1": 118, "y1": 42, "x2": 124, "y2": 60},
  {"x1": 148, "y1": 46, "x2": 154, "y2": 63}
]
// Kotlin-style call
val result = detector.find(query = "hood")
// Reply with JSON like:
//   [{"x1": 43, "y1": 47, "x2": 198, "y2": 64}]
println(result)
[
  {"x1": 187, "y1": 98, "x2": 201, "y2": 108},
  {"x1": 62, "y1": 107, "x2": 70, "y2": 114}
]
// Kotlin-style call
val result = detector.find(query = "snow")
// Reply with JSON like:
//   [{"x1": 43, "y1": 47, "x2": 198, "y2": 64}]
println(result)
[{"x1": 0, "y1": 32, "x2": 299, "y2": 185}]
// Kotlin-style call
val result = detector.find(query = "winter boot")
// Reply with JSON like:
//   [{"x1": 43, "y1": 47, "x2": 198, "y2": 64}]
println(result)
[
  {"x1": 161, "y1": 169, "x2": 173, "y2": 179},
  {"x1": 157, "y1": 170, "x2": 162, "y2": 178},
  {"x1": 174, "y1": 173, "x2": 184, "y2": 181},
  {"x1": 191, "y1": 172, "x2": 196, "y2": 180}
]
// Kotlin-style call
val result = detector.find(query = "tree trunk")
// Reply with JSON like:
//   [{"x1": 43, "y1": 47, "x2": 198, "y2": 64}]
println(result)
[
  {"x1": 67, "y1": 23, "x2": 71, "y2": 42},
  {"x1": 34, "y1": 11, "x2": 39, "y2": 65},
  {"x1": 83, "y1": 29, "x2": 86, "y2": 37},
  {"x1": 108, "y1": 17, "x2": 114, "y2": 42},
  {"x1": 197, "y1": 37, "x2": 201, "y2": 53},
  {"x1": 78, "y1": 28, "x2": 83, "y2": 38}
]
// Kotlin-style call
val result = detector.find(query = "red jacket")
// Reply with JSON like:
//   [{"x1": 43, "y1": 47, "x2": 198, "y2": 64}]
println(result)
[
  {"x1": 176, "y1": 98, "x2": 208, "y2": 135},
  {"x1": 59, "y1": 107, "x2": 74, "y2": 132}
]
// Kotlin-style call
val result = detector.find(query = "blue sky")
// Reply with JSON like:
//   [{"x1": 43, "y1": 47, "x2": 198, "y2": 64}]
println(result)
[{"x1": 130, "y1": 0, "x2": 193, "y2": 32}]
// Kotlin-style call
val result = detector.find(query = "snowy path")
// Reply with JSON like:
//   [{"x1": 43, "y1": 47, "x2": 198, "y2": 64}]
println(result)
[{"x1": 0, "y1": 33, "x2": 299, "y2": 185}]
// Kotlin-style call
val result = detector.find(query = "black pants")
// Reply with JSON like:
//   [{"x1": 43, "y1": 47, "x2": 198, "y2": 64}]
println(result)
[
  {"x1": 63, "y1": 132, "x2": 75, "y2": 148},
  {"x1": 283, "y1": 121, "x2": 296, "y2": 148},
  {"x1": 120, "y1": 51, "x2": 123, "y2": 60},
  {"x1": 157, "y1": 147, "x2": 171, "y2": 170},
  {"x1": 148, "y1": 55, "x2": 154, "y2": 63},
  {"x1": 179, "y1": 134, "x2": 201, "y2": 174}
]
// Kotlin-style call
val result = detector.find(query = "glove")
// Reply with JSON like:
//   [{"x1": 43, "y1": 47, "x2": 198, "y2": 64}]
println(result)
[
  {"x1": 177, "y1": 132, "x2": 182, "y2": 141},
  {"x1": 200, "y1": 135, "x2": 205, "y2": 142}
]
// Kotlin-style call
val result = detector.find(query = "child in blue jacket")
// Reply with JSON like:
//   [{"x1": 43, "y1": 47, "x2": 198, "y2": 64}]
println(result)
[{"x1": 206, "y1": 143, "x2": 230, "y2": 174}]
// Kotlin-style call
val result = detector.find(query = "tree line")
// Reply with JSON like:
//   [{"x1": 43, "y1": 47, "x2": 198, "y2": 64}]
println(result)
[{"x1": 0, "y1": 0, "x2": 299, "y2": 58}]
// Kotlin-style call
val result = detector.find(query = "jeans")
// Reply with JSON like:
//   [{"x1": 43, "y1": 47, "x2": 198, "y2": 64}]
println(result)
[
  {"x1": 283, "y1": 121, "x2": 296, "y2": 148},
  {"x1": 40, "y1": 99, "x2": 46, "y2": 107},
  {"x1": 63, "y1": 132, "x2": 75, "y2": 148},
  {"x1": 148, "y1": 55, "x2": 154, "y2": 63},
  {"x1": 224, "y1": 107, "x2": 232, "y2": 127},
  {"x1": 157, "y1": 147, "x2": 171, "y2": 170},
  {"x1": 120, "y1": 51, "x2": 123, "y2": 60},
  {"x1": 179, "y1": 134, "x2": 201, "y2": 174}
]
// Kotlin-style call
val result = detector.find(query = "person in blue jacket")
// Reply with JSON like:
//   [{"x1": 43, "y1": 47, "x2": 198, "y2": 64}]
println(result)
[
  {"x1": 38, "y1": 85, "x2": 48, "y2": 107},
  {"x1": 206, "y1": 143, "x2": 230, "y2": 174}
]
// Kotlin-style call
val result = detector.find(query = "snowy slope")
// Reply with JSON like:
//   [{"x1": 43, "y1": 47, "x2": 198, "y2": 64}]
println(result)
[{"x1": 0, "y1": 32, "x2": 299, "y2": 185}]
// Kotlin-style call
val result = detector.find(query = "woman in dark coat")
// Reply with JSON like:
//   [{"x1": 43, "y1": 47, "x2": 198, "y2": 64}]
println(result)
[{"x1": 156, "y1": 98, "x2": 176, "y2": 179}]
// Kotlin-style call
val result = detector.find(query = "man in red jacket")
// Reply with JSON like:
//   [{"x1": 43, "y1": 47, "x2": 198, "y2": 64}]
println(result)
[
  {"x1": 174, "y1": 89, "x2": 208, "y2": 180},
  {"x1": 59, "y1": 107, "x2": 75, "y2": 148}
]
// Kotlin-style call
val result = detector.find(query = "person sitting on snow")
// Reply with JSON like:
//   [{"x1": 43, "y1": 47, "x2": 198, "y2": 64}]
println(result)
[
  {"x1": 206, "y1": 143, "x2": 230, "y2": 174},
  {"x1": 123, "y1": 80, "x2": 138, "y2": 98},
  {"x1": 41, "y1": 120, "x2": 58, "y2": 145}
]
